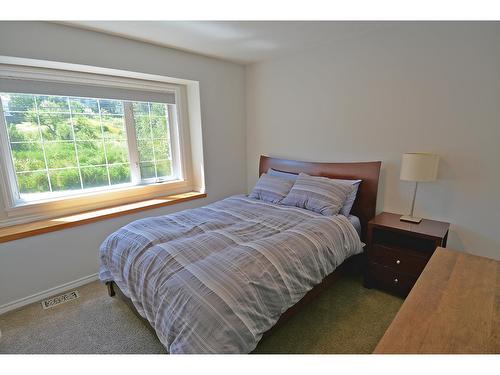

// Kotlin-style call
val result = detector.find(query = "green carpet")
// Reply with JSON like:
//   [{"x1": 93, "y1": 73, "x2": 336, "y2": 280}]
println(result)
[
  {"x1": 253, "y1": 274, "x2": 403, "y2": 354},
  {"x1": 0, "y1": 274, "x2": 402, "y2": 354}
]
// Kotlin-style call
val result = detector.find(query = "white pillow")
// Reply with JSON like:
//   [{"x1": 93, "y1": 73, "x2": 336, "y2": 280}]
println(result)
[
  {"x1": 248, "y1": 173, "x2": 294, "y2": 204},
  {"x1": 280, "y1": 173, "x2": 354, "y2": 216},
  {"x1": 336, "y1": 179, "x2": 362, "y2": 216}
]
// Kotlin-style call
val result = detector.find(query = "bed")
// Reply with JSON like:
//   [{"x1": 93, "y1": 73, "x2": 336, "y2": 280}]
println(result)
[{"x1": 100, "y1": 155, "x2": 381, "y2": 353}]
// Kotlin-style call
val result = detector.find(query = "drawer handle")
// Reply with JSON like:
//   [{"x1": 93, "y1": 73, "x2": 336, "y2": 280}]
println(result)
[
  {"x1": 393, "y1": 278, "x2": 399, "y2": 284},
  {"x1": 396, "y1": 260, "x2": 401, "y2": 265}
]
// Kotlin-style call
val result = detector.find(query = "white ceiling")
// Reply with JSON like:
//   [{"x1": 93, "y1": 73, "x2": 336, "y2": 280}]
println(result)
[{"x1": 63, "y1": 21, "x2": 388, "y2": 65}]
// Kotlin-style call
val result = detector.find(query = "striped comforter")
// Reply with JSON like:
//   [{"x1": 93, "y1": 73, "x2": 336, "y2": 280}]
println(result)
[{"x1": 99, "y1": 195, "x2": 363, "y2": 353}]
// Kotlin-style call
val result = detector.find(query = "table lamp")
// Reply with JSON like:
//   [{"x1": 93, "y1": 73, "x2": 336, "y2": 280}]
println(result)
[{"x1": 400, "y1": 153, "x2": 439, "y2": 223}]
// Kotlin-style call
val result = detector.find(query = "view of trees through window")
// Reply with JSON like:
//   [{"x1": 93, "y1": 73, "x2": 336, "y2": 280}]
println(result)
[{"x1": 0, "y1": 93, "x2": 174, "y2": 199}]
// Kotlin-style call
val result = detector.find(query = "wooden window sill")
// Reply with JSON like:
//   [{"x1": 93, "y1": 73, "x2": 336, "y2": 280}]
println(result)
[{"x1": 0, "y1": 191, "x2": 206, "y2": 244}]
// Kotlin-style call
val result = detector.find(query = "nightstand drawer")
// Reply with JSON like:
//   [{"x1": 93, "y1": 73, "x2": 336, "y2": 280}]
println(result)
[
  {"x1": 369, "y1": 244, "x2": 429, "y2": 276},
  {"x1": 367, "y1": 262, "x2": 418, "y2": 297},
  {"x1": 372, "y1": 227, "x2": 437, "y2": 255}
]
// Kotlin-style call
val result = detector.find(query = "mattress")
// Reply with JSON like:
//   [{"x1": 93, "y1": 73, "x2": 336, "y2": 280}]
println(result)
[{"x1": 99, "y1": 195, "x2": 363, "y2": 353}]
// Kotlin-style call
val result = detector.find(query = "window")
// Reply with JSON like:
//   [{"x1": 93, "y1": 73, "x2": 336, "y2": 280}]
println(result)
[
  {"x1": 1, "y1": 93, "x2": 177, "y2": 202},
  {"x1": 0, "y1": 59, "x2": 204, "y2": 226}
]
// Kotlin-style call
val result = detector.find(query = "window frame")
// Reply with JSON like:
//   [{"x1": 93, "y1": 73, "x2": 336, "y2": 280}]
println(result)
[{"x1": 0, "y1": 62, "x2": 195, "y2": 226}]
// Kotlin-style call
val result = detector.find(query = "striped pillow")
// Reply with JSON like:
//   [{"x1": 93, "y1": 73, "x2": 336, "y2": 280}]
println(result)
[
  {"x1": 281, "y1": 173, "x2": 354, "y2": 216},
  {"x1": 249, "y1": 173, "x2": 295, "y2": 204}
]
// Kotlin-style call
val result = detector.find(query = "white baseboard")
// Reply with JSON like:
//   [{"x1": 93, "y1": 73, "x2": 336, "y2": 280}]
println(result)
[{"x1": 0, "y1": 273, "x2": 99, "y2": 315}]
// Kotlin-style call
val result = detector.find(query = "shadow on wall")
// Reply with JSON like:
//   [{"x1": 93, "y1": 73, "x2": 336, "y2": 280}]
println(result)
[
  {"x1": 430, "y1": 156, "x2": 457, "y2": 218},
  {"x1": 376, "y1": 159, "x2": 406, "y2": 214},
  {"x1": 448, "y1": 225, "x2": 500, "y2": 261},
  {"x1": 408, "y1": 155, "x2": 457, "y2": 221},
  {"x1": 419, "y1": 155, "x2": 500, "y2": 258},
  {"x1": 377, "y1": 156, "x2": 500, "y2": 260}
]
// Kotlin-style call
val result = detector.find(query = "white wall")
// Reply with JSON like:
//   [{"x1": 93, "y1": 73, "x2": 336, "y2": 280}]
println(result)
[
  {"x1": 0, "y1": 22, "x2": 247, "y2": 309},
  {"x1": 2, "y1": 21, "x2": 500, "y2": 311},
  {"x1": 246, "y1": 22, "x2": 500, "y2": 260}
]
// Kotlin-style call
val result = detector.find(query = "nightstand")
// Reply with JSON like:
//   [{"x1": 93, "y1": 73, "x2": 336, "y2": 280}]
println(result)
[{"x1": 364, "y1": 212, "x2": 450, "y2": 297}]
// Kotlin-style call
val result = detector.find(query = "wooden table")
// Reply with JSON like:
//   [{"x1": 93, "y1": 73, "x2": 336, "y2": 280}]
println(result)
[{"x1": 374, "y1": 247, "x2": 499, "y2": 354}]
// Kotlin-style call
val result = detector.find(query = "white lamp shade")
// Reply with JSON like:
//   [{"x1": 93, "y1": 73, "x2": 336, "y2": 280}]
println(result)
[{"x1": 400, "y1": 153, "x2": 439, "y2": 182}]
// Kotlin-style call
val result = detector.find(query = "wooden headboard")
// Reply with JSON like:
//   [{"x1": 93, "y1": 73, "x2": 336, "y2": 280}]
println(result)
[{"x1": 259, "y1": 155, "x2": 381, "y2": 242}]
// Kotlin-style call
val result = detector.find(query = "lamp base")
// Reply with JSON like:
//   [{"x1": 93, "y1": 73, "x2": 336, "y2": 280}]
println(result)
[{"x1": 400, "y1": 215, "x2": 422, "y2": 224}]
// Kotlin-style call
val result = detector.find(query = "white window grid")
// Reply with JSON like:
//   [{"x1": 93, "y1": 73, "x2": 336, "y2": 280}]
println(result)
[
  {"x1": 133, "y1": 102, "x2": 173, "y2": 180},
  {"x1": 1, "y1": 93, "x2": 175, "y2": 200}
]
